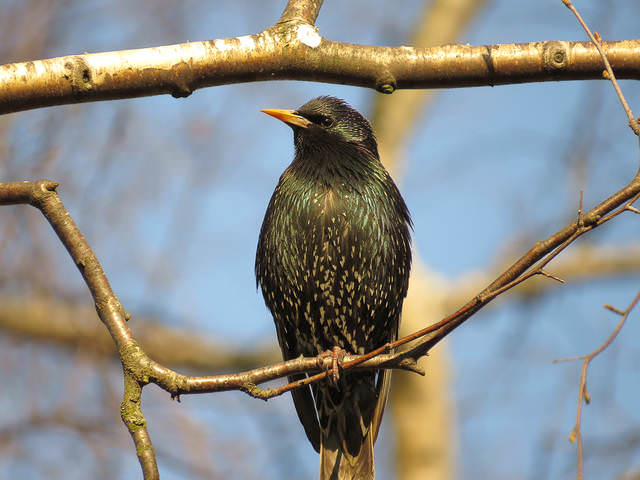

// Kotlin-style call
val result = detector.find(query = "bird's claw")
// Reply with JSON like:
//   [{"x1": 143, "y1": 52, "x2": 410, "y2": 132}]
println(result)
[{"x1": 317, "y1": 347, "x2": 347, "y2": 386}]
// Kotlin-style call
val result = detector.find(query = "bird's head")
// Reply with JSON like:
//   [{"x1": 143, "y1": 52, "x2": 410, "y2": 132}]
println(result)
[{"x1": 261, "y1": 96, "x2": 379, "y2": 160}]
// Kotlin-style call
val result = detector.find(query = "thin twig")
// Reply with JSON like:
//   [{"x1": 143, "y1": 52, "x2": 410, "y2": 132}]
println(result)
[
  {"x1": 554, "y1": 290, "x2": 640, "y2": 480},
  {"x1": 604, "y1": 304, "x2": 625, "y2": 315},
  {"x1": 539, "y1": 269, "x2": 566, "y2": 283},
  {"x1": 561, "y1": 0, "x2": 639, "y2": 136}
]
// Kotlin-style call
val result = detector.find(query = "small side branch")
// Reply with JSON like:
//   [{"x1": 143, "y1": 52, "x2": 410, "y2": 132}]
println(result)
[
  {"x1": 278, "y1": 0, "x2": 324, "y2": 24},
  {"x1": 554, "y1": 290, "x2": 640, "y2": 480},
  {"x1": 562, "y1": 0, "x2": 639, "y2": 136}
]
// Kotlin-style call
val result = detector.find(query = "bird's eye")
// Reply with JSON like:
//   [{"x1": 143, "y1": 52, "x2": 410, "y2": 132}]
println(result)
[{"x1": 319, "y1": 115, "x2": 333, "y2": 127}]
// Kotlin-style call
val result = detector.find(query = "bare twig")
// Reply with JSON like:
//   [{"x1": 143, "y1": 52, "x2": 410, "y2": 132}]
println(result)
[
  {"x1": 561, "y1": 0, "x2": 639, "y2": 136},
  {"x1": 538, "y1": 269, "x2": 566, "y2": 283},
  {"x1": 554, "y1": 290, "x2": 640, "y2": 480}
]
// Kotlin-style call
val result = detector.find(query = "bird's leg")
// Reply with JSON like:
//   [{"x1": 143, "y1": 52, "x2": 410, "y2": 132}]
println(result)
[
  {"x1": 331, "y1": 346, "x2": 346, "y2": 385},
  {"x1": 316, "y1": 347, "x2": 347, "y2": 386}
]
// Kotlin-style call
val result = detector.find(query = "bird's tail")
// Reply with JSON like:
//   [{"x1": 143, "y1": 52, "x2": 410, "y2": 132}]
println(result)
[
  {"x1": 317, "y1": 369, "x2": 391, "y2": 480},
  {"x1": 319, "y1": 424, "x2": 375, "y2": 480}
]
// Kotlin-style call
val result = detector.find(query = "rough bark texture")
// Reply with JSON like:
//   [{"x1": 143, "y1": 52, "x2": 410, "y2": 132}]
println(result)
[{"x1": 1, "y1": 25, "x2": 639, "y2": 115}]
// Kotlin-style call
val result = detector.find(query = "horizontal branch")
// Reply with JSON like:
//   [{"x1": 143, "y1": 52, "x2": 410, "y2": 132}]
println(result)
[
  {"x1": 1, "y1": 16, "x2": 638, "y2": 114},
  {"x1": 2, "y1": 174, "x2": 639, "y2": 394},
  {"x1": 149, "y1": 351, "x2": 423, "y2": 401}
]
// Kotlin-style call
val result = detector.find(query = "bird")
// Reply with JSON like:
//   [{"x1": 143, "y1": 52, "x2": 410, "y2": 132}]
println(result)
[{"x1": 255, "y1": 96, "x2": 412, "y2": 480}]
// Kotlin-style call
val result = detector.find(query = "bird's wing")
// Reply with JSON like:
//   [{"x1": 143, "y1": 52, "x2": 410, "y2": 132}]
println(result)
[
  {"x1": 371, "y1": 343, "x2": 395, "y2": 443},
  {"x1": 268, "y1": 291, "x2": 322, "y2": 452},
  {"x1": 289, "y1": 374, "x2": 321, "y2": 452}
]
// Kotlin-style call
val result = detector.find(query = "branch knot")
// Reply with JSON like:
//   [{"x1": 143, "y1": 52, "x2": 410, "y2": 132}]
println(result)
[{"x1": 542, "y1": 41, "x2": 570, "y2": 71}]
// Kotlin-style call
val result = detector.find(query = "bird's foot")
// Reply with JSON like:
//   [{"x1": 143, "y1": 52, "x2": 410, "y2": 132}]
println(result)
[{"x1": 317, "y1": 347, "x2": 347, "y2": 386}]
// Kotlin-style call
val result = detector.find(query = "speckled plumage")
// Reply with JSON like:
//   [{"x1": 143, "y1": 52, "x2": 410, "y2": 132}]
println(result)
[{"x1": 256, "y1": 96, "x2": 412, "y2": 480}]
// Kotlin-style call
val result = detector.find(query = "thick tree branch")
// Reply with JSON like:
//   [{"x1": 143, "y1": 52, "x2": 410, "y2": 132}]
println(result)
[{"x1": 1, "y1": 15, "x2": 639, "y2": 115}]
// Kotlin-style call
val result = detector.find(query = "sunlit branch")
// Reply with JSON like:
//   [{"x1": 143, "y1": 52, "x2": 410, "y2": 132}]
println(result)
[{"x1": 1, "y1": 16, "x2": 639, "y2": 115}]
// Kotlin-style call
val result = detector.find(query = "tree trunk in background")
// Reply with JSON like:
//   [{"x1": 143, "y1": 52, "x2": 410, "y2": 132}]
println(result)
[
  {"x1": 371, "y1": 1, "x2": 487, "y2": 478},
  {"x1": 393, "y1": 265, "x2": 455, "y2": 480}
]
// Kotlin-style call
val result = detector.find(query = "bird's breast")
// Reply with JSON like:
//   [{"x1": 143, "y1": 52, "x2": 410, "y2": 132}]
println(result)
[{"x1": 257, "y1": 165, "x2": 410, "y2": 356}]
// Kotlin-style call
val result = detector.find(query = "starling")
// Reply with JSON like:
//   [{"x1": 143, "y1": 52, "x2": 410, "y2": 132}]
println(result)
[{"x1": 256, "y1": 96, "x2": 412, "y2": 480}]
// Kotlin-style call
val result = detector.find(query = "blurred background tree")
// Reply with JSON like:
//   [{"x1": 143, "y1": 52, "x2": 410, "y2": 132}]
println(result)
[{"x1": 1, "y1": 1, "x2": 639, "y2": 479}]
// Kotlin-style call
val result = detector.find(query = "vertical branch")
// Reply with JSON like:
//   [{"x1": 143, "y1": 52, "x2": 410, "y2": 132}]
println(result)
[
  {"x1": 278, "y1": 0, "x2": 324, "y2": 24},
  {"x1": 122, "y1": 374, "x2": 159, "y2": 480}
]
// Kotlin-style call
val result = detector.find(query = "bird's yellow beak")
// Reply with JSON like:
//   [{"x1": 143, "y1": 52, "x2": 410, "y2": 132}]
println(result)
[{"x1": 261, "y1": 108, "x2": 311, "y2": 129}]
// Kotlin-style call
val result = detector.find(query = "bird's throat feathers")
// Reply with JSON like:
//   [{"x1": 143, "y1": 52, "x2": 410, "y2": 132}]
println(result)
[{"x1": 289, "y1": 139, "x2": 383, "y2": 190}]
